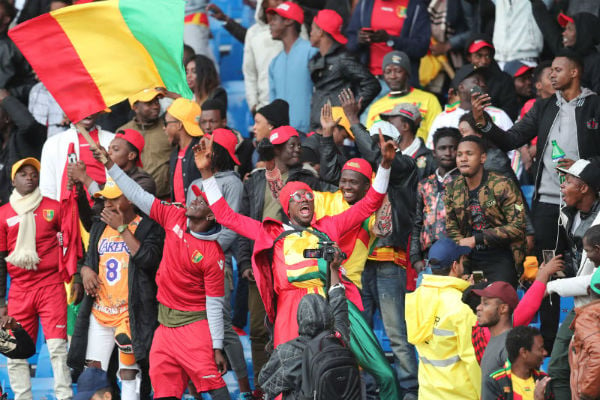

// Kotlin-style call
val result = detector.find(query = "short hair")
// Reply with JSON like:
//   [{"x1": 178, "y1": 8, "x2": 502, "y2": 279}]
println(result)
[
  {"x1": 556, "y1": 48, "x2": 585, "y2": 76},
  {"x1": 433, "y1": 127, "x2": 461, "y2": 147},
  {"x1": 211, "y1": 142, "x2": 236, "y2": 172},
  {"x1": 202, "y1": 99, "x2": 226, "y2": 118},
  {"x1": 532, "y1": 60, "x2": 552, "y2": 84},
  {"x1": 506, "y1": 326, "x2": 541, "y2": 363},
  {"x1": 458, "y1": 135, "x2": 487, "y2": 153},
  {"x1": 584, "y1": 225, "x2": 600, "y2": 247},
  {"x1": 0, "y1": 0, "x2": 16, "y2": 22}
]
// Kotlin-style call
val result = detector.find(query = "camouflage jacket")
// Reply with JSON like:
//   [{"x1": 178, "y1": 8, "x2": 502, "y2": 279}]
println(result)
[{"x1": 445, "y1": 170, "x2": 526, "y2": 272}]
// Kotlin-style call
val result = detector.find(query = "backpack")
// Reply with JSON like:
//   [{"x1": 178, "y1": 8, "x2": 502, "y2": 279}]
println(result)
[{"x1": 299, "y1": 330, "x2": 361, "y2": 400}]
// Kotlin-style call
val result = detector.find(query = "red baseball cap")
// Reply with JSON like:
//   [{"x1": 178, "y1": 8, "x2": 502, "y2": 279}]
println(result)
[
  {"x1": 472, "y1": 281, "x2": 519, "y2": 311},
  {"x1": 269, "y1": 125, "x2": 299, "y2": 145},
  {"x1": 209, "y1": 128, "x2": 240, "y2": 165},
  {"x1": 468, "y1": 39, "x2": 494, "y2": 54},
  {"x1": 342, "y1": 158, "x2": 373, "y2": 180},
  {"x1": 267, "y1": 2, "x2": 304, "y2": 24},
  {"x1": 115, "y1": 129, "x2": 145, "y2": 167},
  {"x1": 313, "y1": 9, "x2": 347, "y2": 45},
  {"x1": 557, "y1": 12, "x2": 573, "y2": 28}
]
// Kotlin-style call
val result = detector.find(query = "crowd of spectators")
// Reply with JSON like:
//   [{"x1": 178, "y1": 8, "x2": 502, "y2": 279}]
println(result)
[{"x1": 1, "y1": 0, "x2": 600, "y2": 399}]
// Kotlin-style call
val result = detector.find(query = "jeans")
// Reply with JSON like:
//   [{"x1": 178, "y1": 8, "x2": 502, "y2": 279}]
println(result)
[
  {"x1": 533, "y1": 201, "x2": 561, "y2": 352},
  {"x1": 361, "y1": 261, "x2": 418, "y2": 397}
]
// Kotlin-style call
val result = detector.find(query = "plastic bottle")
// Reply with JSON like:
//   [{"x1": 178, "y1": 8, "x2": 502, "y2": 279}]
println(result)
[{"x1": 551, "y1": 140, "x2": 566, "y2": 183}]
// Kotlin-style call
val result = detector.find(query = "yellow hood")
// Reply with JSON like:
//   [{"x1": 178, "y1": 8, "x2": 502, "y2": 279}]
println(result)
[{"x1": 406, "y1": 274, "x2": 470, "y2": 345}]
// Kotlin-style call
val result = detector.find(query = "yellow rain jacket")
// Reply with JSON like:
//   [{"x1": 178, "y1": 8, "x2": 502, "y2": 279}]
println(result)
[{"x1": 406, "y1": 274, "x2": 481, "y2": 399}]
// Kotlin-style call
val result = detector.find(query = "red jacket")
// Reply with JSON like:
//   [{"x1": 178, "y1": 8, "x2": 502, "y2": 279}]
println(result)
[{"x1": 210, "y1": 186, "x2": 385, "y2": 323}]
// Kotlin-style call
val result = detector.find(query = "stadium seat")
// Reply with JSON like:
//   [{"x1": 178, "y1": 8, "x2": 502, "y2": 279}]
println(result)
[
  {"x1": 30, "y1": 377, "x2": 56, "y2": 400},
  {"x1": 222, "y1": 80, "x2": 253, "y2": 137}
]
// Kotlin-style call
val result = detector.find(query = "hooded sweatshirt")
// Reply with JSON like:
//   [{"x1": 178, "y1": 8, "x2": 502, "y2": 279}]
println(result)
[
  {"x1": 538, "y1": 88, "x2": 595, "y2": 205},
  {"x1": 406, "y1": 274, "x2": 480, "y2": 399}
]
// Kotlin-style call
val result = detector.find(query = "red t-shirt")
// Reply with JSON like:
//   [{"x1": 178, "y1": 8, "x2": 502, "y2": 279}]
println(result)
[
  {"x1": 78, "y1": 129, "x2": 106, "y2": 186},
  {"x1": 150, "y1": 199, "x2": 225, "y2": 311},
  {"x1": 173, "y1": 146, "x2": 187, "y2": 205},
  {"x1": 369, "y1": 0, "x2": 409, "y2": 75},
  {"x1": 0, "y1": 197, "x2": 62, "y2": 291}
]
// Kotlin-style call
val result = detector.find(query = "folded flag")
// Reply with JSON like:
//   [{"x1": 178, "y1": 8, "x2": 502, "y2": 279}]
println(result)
[{"x1": 9, "y1": 0, "x2": 192, "y2": 123}]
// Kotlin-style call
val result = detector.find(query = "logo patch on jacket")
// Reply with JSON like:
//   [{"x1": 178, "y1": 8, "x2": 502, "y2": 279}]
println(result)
[
  {"x1": 192, "y1": 250, "x2": 203, "y2": 263},
  {"x1": 43, "y1": 209, "x2": 55, "y2": 222},
  {"x1": 587, "y1": 118, "x2": 599, "y2": 130}
]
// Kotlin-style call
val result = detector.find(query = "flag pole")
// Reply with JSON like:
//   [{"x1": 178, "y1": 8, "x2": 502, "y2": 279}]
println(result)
[{"x1": 75, "y1": 123, "x2": 108, "y2": 164}]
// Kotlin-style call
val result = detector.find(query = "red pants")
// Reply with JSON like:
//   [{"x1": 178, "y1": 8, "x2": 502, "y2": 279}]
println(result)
[
  {"x1": 149, "y1": 320, "x2": 225, "y2": 396},
  {"x1": 8, "y1": 282, "x2": 67, "y2": 340}
]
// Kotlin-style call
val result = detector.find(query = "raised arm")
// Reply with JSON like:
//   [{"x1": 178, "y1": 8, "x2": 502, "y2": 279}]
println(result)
[
  {"x1": 194, "y1": 138, "x2": 264, "y2": 241},
  {"x1": 324, "y1": 132, "x2": 394, "y2": 239}
]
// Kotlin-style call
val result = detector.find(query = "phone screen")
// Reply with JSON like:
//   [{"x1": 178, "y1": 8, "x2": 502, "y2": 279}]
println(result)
[{"x1": 473, "y1": 270, "x2": 484, "y2": 284}]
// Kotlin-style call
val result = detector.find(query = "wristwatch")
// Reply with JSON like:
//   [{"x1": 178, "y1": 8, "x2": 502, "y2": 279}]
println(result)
[{"x1": 117, "y1": 224, "x2": 128, "y2": 234}]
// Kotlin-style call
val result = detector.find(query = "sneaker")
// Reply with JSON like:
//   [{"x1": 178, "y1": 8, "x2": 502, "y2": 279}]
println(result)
[
  {"x1": 251, "y1": 389, "x2": 266, "y2": 399},
  {"x1": 239, "y1": 392, "x2": 253, "y2": 400}
]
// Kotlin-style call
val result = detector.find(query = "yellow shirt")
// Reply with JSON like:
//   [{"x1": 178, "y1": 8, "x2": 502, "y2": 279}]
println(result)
[
  {"x1": 366, "y1": 88, "x2": 442, "y2": 141},
  {"x1": 92, "y1": 216, "x2": 142, "y2": 327},
  {"x1": 511, "y1": 372, "x2": 535, "y2": 400}
]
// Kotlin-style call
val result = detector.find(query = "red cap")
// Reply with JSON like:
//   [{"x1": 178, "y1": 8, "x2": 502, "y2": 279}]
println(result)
[
  {"x1": 342, "y1": 158, "x2": 373, "y2": 180},
  {"x1": 514, "y1": 65, "x2": 533, "y2": 77},
  {"x1": 472, "y1": 281, "x2": 519, "y2": 311},
  {"x1": 191, "y1": 184, "x2": 208, "y2": 203},
  {"x1": 267, "y1": 1, "x2": 304, "y2": 24},
  {"x1": 468, "y1": 39, "x2": 494, "y2": 54},
  {"x1": 269, "y1": 125, "x2": 299, "y2": 145},
  {"x1": 209, "y1": 128, "x2": 240, "y2": 165},
  {"x1": 557, "y1": 12, "x2": 573, "y2": 28},
  {"x1": 313, "y1": 9, "x2": 347, "y2": 45},
  {"x1": 279, "y1": 181, "x2": 313, "y2": 216},
  {"x1": 116, "y1": 129, "x2": 145, "y2": 167}
]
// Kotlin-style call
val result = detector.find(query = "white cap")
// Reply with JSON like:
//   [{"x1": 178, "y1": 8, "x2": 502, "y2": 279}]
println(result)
[{"x1": 369, "y1": 120, "x2": 400, "y2": 141}]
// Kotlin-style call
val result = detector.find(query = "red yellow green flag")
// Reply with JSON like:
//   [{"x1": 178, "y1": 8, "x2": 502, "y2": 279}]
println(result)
[{"x1": 9, "y1": 0, "x2": 192, "y2": 123}]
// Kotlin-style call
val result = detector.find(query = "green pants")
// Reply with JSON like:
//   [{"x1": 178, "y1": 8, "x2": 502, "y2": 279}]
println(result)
[{"x1": 348, "y1": 301, "x2": 400, "y2": 399}]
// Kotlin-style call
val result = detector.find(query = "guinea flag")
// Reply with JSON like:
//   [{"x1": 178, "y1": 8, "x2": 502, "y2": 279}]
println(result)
[{"x1": 8, "y1": 0, "x2": 192, "y2": 123}]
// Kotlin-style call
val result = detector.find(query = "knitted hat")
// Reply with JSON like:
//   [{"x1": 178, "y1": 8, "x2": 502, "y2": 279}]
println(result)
[{"x1": 256, "y1": 99, "x2": 290, "y2": 128}]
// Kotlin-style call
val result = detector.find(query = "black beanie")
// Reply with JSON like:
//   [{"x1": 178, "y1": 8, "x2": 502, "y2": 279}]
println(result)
[{"x1": 256, "y1": 99, "x2": 289, "y2": 128}]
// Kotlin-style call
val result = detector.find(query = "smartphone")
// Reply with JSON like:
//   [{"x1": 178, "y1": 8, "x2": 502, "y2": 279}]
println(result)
[
  {"x1": 542, "y1": 250, "x2": 555, "y2": 265},
  {"x1": 473, "y1": 270, "x2": 485, "y2": 284},
  {"x1": 470, "y1": 85, "x2": 484, "y2": 96}
]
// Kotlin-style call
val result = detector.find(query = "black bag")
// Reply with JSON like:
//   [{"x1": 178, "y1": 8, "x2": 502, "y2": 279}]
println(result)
[{"x1": 299, "y1": 330, "x2": 361, "y2": 400}]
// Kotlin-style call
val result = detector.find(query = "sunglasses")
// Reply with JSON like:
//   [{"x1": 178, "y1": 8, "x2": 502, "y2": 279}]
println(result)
[{"x1": 289, "y1": 190, "x2": 314, "y2": 202}]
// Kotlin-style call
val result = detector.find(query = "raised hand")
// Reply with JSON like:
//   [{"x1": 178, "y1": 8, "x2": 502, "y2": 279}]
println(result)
[
  {"x1": 320, "y1": 102, "x2": 342, "y2": 137},
  {"x1": 92, "y1": 146, "x2": 112, "y2": 168},
  {"x1": 471, "y1": 92, "x2": 491, "y2": 127},
  {"x1": 338, "y1": 88, "x2": 362, "y2": 125},
  {"x1": 379, "y1": 128, "x2": 397, "y2": 168}
]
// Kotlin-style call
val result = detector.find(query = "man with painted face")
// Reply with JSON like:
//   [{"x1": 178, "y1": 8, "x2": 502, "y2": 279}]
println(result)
[
  {"x1": 195, "y1": 131, "x2": 401, "y2": 399},
  {"x1": 93, "y1": 147, "x2": 230, "y2": 400}
]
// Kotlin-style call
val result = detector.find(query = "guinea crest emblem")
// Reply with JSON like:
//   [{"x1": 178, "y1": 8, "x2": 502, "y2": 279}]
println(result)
[
  {"x1": 192, "y1": 250, "x2": 203, "y2": 263},
  {"x1": 42, "y1": 209, "x2": 55, "y2": 222}
]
